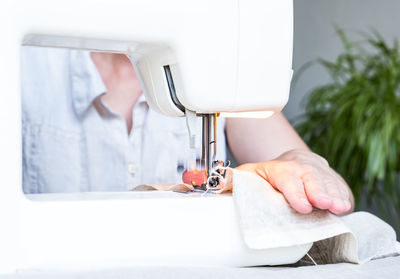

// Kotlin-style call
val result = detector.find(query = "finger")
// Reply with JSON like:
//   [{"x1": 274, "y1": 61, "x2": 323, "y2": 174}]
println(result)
[
  {"x1": 332, "y1": 171, "x2": 354, "y2": 212},
  {"x1": 331, "y1": 172, "x2": 351, "y2": 201},
  {"x1": 302, "y1": 172, "x2": 332, "y2": 210},
  {"x1": 325, "y1": 178, "x2": 352, "y2": 214},
  {"x1": 259, "y1": 169, "x2": 313, "y2": 214},
  {"x1": 325, "y1": 182, "x2": 349, "y2": 214}
]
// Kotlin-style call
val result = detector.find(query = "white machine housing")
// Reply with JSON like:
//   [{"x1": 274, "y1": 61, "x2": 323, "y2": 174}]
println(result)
[
  {"x1": 0, "y1": 0, "x2": 295, "y2": 273},
  {"x1": 22, "y1": 0, "x2": 293, "y2": 117}
]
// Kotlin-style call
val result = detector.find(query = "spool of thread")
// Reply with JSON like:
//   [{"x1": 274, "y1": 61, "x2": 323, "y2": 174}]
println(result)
[{"x1": 182, "y1": 169, "x2": 206, "y2": 188}]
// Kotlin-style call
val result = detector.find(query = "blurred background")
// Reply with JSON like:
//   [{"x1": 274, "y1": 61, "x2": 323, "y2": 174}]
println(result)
[
  {"x1": 285, "y1": 0, "x2": 400, "y2": 120},
  {"x1": 229, "y1": 0, "x2": 400, "y2": 236},
  {"x1": 287, "y1": 0, "x2": 400, "y2": 236}
]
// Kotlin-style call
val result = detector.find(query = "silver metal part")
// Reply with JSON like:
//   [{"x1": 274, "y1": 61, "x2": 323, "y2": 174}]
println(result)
[
  {"x1": 185, "y1": 109, "x2": 201, "y2": 149},
  {"x1": 201, "y1": 114, "x2": 217, "y2": 179}
]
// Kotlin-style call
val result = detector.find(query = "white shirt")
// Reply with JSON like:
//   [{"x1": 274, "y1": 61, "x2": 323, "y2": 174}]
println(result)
[{"x1": 21, "y1": 46, "x2": 226, "y2": 193}]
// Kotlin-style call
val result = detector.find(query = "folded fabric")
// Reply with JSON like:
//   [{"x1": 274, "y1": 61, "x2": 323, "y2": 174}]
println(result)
[
  {"x1": 231, "y1": 169, "x2": 400, "y2": 264},
  {"x1": 131, "y1": 183, "x2": 194, "y2": 192}
]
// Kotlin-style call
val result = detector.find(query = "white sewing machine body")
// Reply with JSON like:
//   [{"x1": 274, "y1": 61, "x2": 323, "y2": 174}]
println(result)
[{"x1": 0, "y1": 0, "x2": 298, "y2": 273}]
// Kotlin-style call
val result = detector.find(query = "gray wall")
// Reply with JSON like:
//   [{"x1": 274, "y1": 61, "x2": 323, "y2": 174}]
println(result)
[
  {"x1": 284, "y1": 0, "x2": 400, "y2": 121},
  {"x1": 227, "y1": 0, "x2": 400, "y2": 166}
]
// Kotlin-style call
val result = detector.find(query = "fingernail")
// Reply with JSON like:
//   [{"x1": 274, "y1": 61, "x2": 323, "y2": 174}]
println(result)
[
  {"x1": 299, "y1": 198, "x2": 312, "y2": 213},
  {"x1": 318, "y1": 193, "x2": 331, "y2": 203},
  {"x1": 333, "y1": 198, "x2": 345, "y2": 209},
  {"x1": 317, "y1": 192, "x2": 329, "y2": 198}
]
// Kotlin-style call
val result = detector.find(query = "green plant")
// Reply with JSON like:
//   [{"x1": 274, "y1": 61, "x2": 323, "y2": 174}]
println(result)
[{"x1": 295, "y1": 28, "x2": 400, "y2": 232}]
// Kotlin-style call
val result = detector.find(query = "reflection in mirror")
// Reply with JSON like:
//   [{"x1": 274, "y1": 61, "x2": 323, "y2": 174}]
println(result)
[{"x1": 21, "y1": 46, "x2": 226, "y2": 194}]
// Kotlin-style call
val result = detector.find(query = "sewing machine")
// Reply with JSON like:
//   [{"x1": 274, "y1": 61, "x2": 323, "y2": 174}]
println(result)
[
  {"x1": 121, "y1": 0, "x2": 293, "y2": 180},
  {"x1": 20, "y1": 0, "x2": 293, "y2": 182},
  {"x1": 125, "y1": 0, "x2": 293, "y2": 180},
  {"x1": 0, "y1": 0, "x2": 299, "y2": 273}
]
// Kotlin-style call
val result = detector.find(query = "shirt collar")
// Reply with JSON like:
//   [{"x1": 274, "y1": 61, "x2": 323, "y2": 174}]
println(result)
[
  {"x1": 70, "y1": 50, "x2": 148, "y2": 117},
  {"x1": 136, "y1": 92, "x2": 147, "y2": 105},
  {"x1": 70, "y1": 50, "x2": 107, "y2": 117}
]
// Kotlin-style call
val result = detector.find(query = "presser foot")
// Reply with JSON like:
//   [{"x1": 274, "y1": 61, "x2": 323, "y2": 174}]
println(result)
[{"x1": 182, "y1": 160, "x2": 230, "y2": 191}]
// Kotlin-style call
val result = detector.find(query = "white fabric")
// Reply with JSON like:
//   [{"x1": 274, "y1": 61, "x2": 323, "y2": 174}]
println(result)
[{"x1": 231, "y1": 169, "x2": 399, "y2": 264}]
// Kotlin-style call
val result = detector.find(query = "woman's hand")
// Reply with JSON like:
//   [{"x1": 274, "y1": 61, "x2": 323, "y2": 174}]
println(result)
[{"x1": 236, "y1": 149, "x2": 354, "y2": 215}]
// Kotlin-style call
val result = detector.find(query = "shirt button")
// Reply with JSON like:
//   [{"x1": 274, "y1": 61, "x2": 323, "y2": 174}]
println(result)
[{"x1": 128, "y1": 163, "x2": 139, "y2": 175}]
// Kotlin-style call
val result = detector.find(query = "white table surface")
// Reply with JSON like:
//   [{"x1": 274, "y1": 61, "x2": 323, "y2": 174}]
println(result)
[{"x1": 2, "y1": 255, "x2": 399, "y2": 279}]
